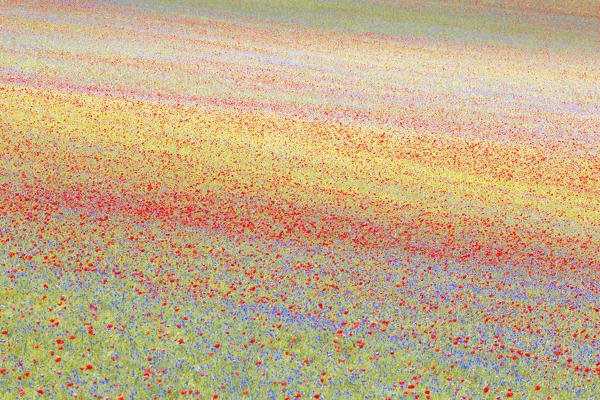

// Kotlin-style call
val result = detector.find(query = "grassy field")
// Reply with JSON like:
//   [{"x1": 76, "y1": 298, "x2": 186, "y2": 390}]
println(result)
[{"x1": 1, "y1": 0, "x2": 600, "y2": 399}]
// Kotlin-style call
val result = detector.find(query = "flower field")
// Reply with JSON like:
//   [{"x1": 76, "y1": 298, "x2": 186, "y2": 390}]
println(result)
[{"x1": 1, "y1": 0, "x2": 600, "y2": 399}]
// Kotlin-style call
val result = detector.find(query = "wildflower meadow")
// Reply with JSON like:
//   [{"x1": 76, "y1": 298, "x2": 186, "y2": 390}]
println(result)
[{"x1": 1, "y1": 1, "x2": 600, "y2": 399}]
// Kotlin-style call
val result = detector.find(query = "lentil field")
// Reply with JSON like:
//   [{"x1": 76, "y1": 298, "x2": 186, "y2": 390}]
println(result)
[{"x1": 1, "y1": 1, "x2": 600, "y2": 399}]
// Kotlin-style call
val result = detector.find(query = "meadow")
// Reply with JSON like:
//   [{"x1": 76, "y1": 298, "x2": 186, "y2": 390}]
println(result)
[{"x1": 1, "y1": 0, "x2": 600, "y2": 399}]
